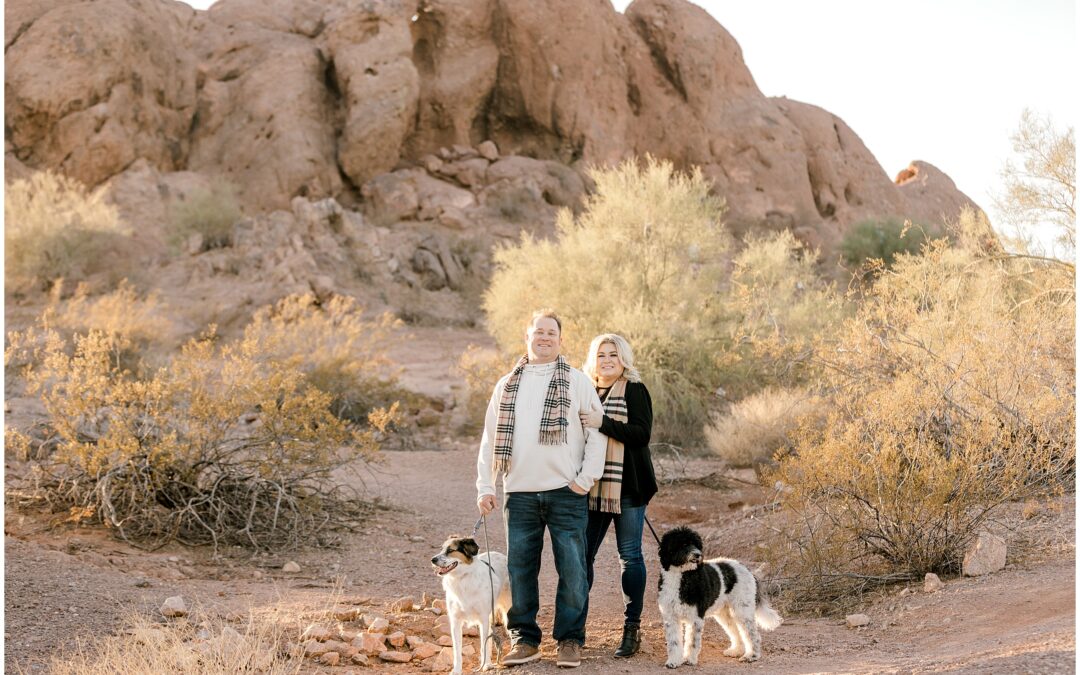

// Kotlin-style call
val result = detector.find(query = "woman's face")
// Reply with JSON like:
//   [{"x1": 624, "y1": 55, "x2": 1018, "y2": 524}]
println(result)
[{"x1": 596, "y1": 342, "x2": 624, "y2": 382}]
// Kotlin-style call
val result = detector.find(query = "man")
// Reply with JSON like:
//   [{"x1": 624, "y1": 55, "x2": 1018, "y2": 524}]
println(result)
[{"x1": 476, "y1": 309, "x2": 606, "y2": 668}]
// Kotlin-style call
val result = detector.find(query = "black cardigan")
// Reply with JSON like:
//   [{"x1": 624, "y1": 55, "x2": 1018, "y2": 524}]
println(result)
[{"x1": 597, "y1": 380, "x2": 658, "y2": 507}]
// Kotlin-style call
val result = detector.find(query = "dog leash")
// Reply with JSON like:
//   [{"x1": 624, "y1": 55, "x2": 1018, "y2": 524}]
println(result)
[
  {"x1": 472, "y1": 514, "x2": 505, "y2": 662},
  {"x1": 644, "y1": 513, "x2": 662, "y2": 546}
]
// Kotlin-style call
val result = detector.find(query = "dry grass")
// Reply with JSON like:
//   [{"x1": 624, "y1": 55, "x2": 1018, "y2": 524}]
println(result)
[
  {"x1": 706, "y1": 388, "x2": 816, "y2": 468},
  {"x1": 42, "y1": 607, "x2": 305, "y2": 675}
]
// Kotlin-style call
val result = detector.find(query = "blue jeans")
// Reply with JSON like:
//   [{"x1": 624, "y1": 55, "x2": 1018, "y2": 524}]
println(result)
[
  {"x1": 585, "y1": 500, "x2": 647, "y2": 626},
  {"x1": 503, "y1": 486, "x2": 589, "y2": 647}
]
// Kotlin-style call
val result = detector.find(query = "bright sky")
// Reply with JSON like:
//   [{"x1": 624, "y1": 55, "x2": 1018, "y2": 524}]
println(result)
[
  {"x1": 616, "y1": 0, "x2": 1078, "y2": 251},
  {"x1": 183, "y1": 0, "x2": 1075, "y2": 248}
]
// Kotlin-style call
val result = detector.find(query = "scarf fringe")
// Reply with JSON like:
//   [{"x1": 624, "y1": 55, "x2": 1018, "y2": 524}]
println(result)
[
  {"x1": 493, "y1": 456, "x2": 511, "y2": 478},
  {"x1": 538, "y1": 428, "x2": 568, "y2": 446},
  {"x1": 588, "y1": 495, "x2": 622, "y2": 514}
]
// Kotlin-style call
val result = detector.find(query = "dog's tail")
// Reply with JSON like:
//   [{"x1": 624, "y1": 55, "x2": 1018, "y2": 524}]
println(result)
[{"x1": 754, "y1": 575, "x2": 783, "y2": 631}]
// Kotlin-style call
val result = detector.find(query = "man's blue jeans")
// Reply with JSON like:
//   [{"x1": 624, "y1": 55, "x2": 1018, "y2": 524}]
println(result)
[
  {"x1": 503, "y1": 486, "x2": 590, "y2": 647},
  {"x1": 585, "y1": 500, "x2": 647, "y2": 626}
]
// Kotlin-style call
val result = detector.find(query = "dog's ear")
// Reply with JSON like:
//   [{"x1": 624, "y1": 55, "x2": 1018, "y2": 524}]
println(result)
[
  {"x1": 657, "y1": 530, "x2": 674, "y2": 570},
  {"x1": 460, "y1": 538, "x2": 479, "y2": 559}
]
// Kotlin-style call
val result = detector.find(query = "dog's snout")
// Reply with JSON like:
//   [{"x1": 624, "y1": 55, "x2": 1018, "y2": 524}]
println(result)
[
  {"x1": 430, "y1": 555, "x2": 439, "y2": 565},
  {"x1": 688, "y1": 548, "x2": 702, "y2": 563}
]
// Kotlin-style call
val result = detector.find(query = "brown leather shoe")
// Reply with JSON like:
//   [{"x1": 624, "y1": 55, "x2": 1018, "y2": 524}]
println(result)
[
  {"x1": 556, "y1": 640, "x2": 582, "y2": 668},
  {"x1": 502, "y1": 642, "x2": 541, "y2": 666}
]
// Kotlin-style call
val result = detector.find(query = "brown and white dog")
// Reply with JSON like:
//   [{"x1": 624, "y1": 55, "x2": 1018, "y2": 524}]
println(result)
[{"x1": 430, "y1": 536, "x2": 512, "y2": 674}]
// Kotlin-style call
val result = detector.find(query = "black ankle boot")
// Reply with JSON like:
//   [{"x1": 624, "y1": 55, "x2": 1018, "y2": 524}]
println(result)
[{"x1": 614, "y1": 623, "x2": 640, "y2": 658}]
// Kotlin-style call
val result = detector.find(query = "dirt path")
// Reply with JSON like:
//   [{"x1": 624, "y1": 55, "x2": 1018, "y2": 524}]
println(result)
[
  {"x1": 4, "y1": 327, "x2": 1075, "y2": 672},
  {"x1": 5, "y1": 443, "x2": 1075, "y2": 673}
]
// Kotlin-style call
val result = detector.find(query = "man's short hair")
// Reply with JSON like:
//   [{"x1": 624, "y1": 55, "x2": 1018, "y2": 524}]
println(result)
[{"x1": 528, "y1": 308, "x2": 562, "y2": 334}]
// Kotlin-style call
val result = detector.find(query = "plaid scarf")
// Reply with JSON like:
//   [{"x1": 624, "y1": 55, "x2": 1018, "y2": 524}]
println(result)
[
  {"x1": 492, "y1": 354, "x2": 571, "y2": 477},
  {"x1": 588, "y1": 378, "x2": 628, "y2": 513}
]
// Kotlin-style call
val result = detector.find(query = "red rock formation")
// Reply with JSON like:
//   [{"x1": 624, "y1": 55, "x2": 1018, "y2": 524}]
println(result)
[{"x1": 4, "y1": 0, "x2": 981, "y2": 243}]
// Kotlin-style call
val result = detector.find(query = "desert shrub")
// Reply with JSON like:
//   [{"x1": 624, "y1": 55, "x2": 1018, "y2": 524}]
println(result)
[
  {"x1": 243, "y1": 294, "x2": 403, "y2": 425},
  {"x1": 484, "y1": 157, "x2": 730, "y2": 445},
  {"x1": 6, "y1": 313, "x2": 400, "y2": 551},
  {"x1": 768, "y1": 225, "x2": 1075, "y2": 611},
  {"x1": 722, "y1": 230, "x2": 846, "y2": 395},
  {"x1": 706, "y1": 388, "x2": 816, "y2": 469},
  {"x1": 4, "y1": 283, "x2": 176, "y2": 396},
  {"x1": 455, "y1": 345, "x2": 519, "y2": 433},
  {"x1": 4, "y1": 171, "x2": 136, "y2": 292},
  {"x1": 47, "y1": 607, "x2": 305, "y2": 674},
  {"x1": 48, "y1": 281, "x2": 175, "y2": 344},
  {"x1": 168, "y1": 184, "x2": 242, "y2": 251},
  {"x1": 839, "y1": 218, "x2": 933, "y2": 269},
  {"x1": 484, "y1": 158, "x2": 843, "y2": 446}
]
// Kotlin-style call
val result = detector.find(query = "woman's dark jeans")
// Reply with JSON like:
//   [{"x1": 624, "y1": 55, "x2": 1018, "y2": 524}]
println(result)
[
  {"x1": 584, "y1": 499, "x2": 647, "y2": 625},
  {"x1": 503, "y1": 486, "x2": 590, "y2": 647}
]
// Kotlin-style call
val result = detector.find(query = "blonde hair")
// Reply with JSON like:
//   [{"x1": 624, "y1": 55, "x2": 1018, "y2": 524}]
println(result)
[{"x1": 582, "y1": 333, "x2": 641, "y2": 383}]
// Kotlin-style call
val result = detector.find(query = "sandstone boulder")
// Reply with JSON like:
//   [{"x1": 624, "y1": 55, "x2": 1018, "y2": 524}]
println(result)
[
  {"x1": 845, "y1": 614, "x2": 870, "y2": 628},
  {"x1": 322, "y1": 2, "x2": 418, "y2": 188},
  {"x1": 6, "y1": 0, "x2": 196, "y2": 188},
  {"x1": 187, "y1": 16, "x2": 340, "y2": 211},
  {"x1": 896, "y1": 160, "x2": 981, "y2": 227},
  {"x1": 962, "y1": 532, "x2": 1007, "y2": 577},
  {"x1": 924, "y1": 573, "x2": 945, "y2": 593}
]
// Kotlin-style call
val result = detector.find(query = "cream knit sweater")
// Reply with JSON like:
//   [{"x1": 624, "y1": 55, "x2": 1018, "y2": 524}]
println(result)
[{"x1": 476, "y1": 361, "x2": 607, "y2": 498}]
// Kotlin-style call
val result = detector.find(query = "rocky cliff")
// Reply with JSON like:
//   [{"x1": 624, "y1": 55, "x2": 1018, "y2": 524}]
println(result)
[{"x1": 6, "y1": 0, "x2": 980, "y2": 298}]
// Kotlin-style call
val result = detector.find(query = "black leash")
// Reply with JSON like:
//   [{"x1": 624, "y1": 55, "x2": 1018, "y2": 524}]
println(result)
[
  {"x1": 471, "y1": 514, "x2": 505, "y2": 663},
  {"x1": 644, "y1": 513, "x2": 662, "y2": 546}
]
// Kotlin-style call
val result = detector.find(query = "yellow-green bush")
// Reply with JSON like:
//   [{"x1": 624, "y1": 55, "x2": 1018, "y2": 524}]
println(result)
[
  {"x1": 484, "y1": 159, "x2": 843, "y2": 445},
  {"x1": 4, "y1": 171, "x2": 137, "y2": 292},
  {"x1": 768, "y1": 220, "x2": 1075, "y2": 610},
  {"x1": 483, "y1": 157, "x2": 729, "y2": 444},
  {"x1": 168, "y1": 184, "x2": 242, "y2": 251},
  {"x1": 6, "y1": 298, "x2": 401, "y2": 550},
  {"x1": 722, "y1": 230, "x2": 846, "y2": 396}
]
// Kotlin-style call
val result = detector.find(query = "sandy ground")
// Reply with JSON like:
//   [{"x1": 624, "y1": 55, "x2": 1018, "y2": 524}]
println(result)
[{"x1": 4, "y1": 327, "x2": 1076, "y2": 673}]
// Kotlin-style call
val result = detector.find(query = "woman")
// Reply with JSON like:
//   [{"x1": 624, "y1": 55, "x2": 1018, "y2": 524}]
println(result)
[{"x1": 579, "y1": 333, "x2": 658, "y2": 658}]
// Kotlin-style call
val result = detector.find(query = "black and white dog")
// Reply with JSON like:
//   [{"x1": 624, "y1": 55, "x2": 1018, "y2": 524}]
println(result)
[
  {"x1": 657, "y1": 526, "x2": 781, "y2": 667},
  {"x1": 430, "y1": 536, "x2": 511, "y2": 674}
]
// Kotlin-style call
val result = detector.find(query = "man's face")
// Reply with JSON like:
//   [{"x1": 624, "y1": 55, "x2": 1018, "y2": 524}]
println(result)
[{"x1": 526, "y1": 317, "x2": 561, "y2": 364}]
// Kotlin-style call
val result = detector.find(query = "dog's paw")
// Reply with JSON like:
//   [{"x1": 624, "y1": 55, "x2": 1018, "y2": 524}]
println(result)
[
  {"x1": 724, "y1": 647, "x2": 742, "y2": 658},
  {"x1": 665, "y1": 662, "x2": 681, "y2": 670},
  {"x1": 738, "y1": 654, "x2": 760, "y2": 663}
]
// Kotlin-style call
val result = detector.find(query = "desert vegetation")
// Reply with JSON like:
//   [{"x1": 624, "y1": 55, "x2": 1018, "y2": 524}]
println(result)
[
  {"x1": 767, "y1": 210, "x2": 1075, "y2": 609},
  {"x1": 167, "y1": 184, "x2": 243, "y2": 252},
  {"x1": 839, "y1": 218, "x2": 933, "y2": 270},
  {"x1": 4, "y1": 171, "x2": 140, "y2": 294},
  {"x1": 6, "y1": 294, "x2": 402, "y2": 552},
  {"x1": 483, "y1": 157, "x2": 840, "y2": 445},
  {"x1": 482, "y1": 159, "x2": 1074, "y2": 612}
]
